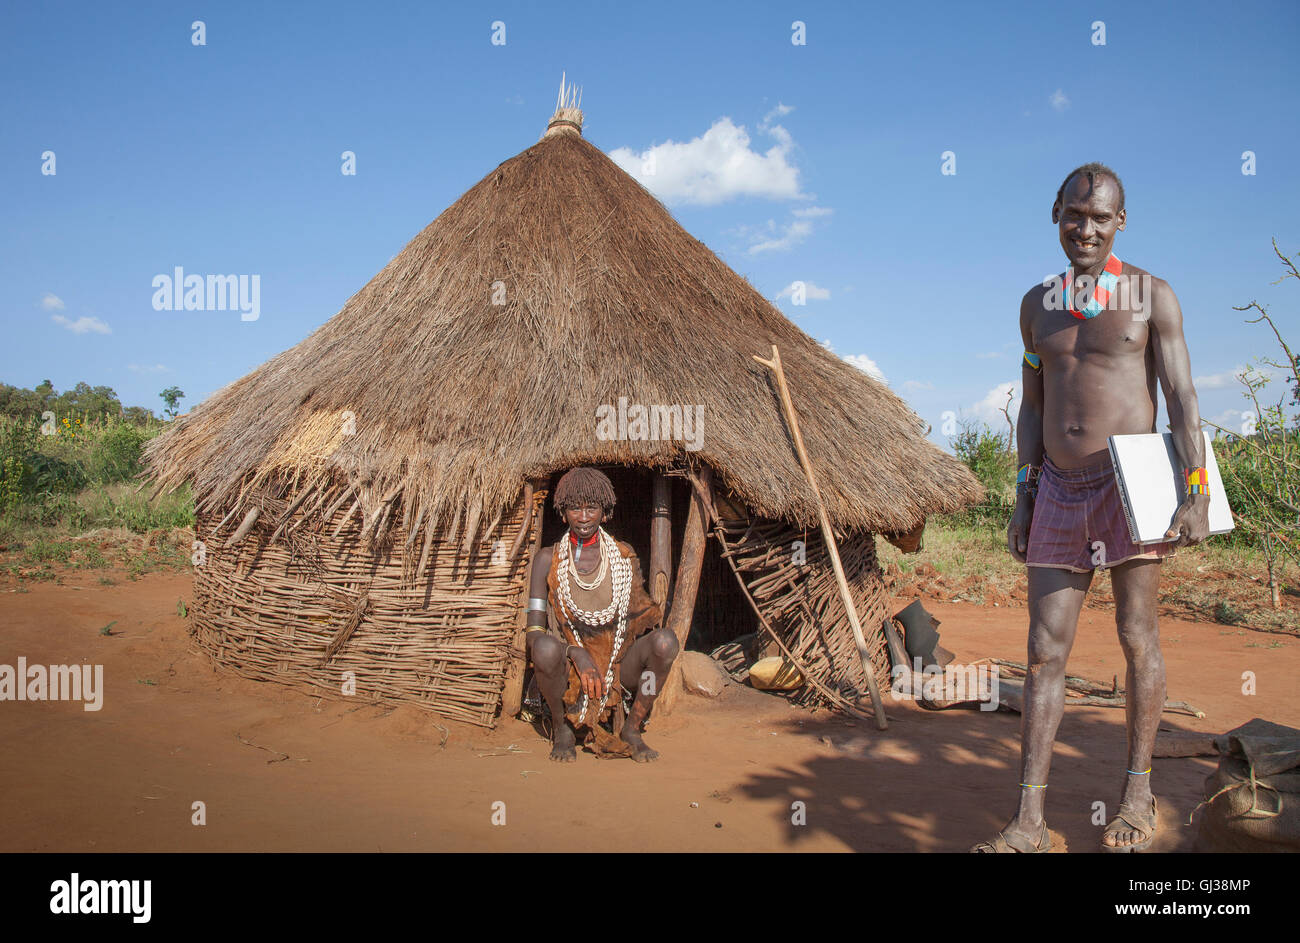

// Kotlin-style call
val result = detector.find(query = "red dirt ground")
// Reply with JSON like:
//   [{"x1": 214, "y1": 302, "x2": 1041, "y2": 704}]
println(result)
[{"x1": 1, "y1": 569, "x2": 1296, "y2": 852}]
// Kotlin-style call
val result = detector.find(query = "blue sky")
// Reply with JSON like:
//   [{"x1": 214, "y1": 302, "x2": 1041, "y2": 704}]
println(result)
[{"x1": 2, "y1": 0, "x2": 1298, "y2": 448}]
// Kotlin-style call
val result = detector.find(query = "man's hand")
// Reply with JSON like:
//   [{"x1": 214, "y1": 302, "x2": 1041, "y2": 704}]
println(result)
[
  {"x1": 567, "y1": 646, "x2": 605, "y2": 700},
  {"x1": 1164, "y1": 494, "x2": 1210, "y2": 547},
  {"x1": 1007, "y1": 495, "x2": 1034, "y2": 562}
]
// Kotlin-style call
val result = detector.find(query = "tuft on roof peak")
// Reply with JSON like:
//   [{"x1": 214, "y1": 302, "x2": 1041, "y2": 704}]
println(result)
[{"x1": 543, "y1": 72, "x2": 583, "y2": 139}]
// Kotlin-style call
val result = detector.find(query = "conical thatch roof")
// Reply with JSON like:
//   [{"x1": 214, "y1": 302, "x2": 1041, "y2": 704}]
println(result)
[{"x1": 146, "y1": 102, "x2": 980, "y2": 543}]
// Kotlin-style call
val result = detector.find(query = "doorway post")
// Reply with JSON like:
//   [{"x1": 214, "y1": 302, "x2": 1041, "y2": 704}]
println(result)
[
  {"x1": 649, "y1": 472, "x2": 673, "y2": 607},
  {"x1": 654, "y1": 465, "x2": 712, "y2": 715}
]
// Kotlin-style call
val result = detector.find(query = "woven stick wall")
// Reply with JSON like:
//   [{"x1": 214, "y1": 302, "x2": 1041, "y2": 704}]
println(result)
[
  {"x1": 714, "y1": 516, "x2": 891, "y2": 712},
  {"x1": 190, "y1": 478, "x2": 545, "y2": 727}
]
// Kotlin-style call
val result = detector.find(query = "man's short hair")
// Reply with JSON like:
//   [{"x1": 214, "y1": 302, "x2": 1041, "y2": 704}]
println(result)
[
  {"x1": 554, "y1": 466, "x2": 617, "y2": 517},
  {"x1": 1055, "y1": 162, "x2": 1125, "y2": 212}
]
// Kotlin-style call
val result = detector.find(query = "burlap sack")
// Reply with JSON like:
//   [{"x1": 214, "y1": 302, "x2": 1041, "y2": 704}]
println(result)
[{"x1": 1195, "y1": 717, "x2": 1300, "y2": 853}]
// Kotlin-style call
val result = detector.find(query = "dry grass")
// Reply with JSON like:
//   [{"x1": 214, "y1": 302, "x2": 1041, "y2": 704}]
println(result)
[
  {"x1": 0, "y1": 525, "x2": 193, "y2": 584},
  {"x1": 878, "y1": 518, "x2": 1300, "y2": 634}
]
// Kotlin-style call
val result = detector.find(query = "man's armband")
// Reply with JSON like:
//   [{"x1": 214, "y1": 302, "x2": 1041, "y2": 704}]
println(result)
[
  {"x1": 1023, "y1": 350, "x2": 1042, "y2": 373},
  {"x1": 1185, "y1": 467, "x2": 1209, "y2": 497},
  {"x1": 1016, "y1": 463, "x2": 1040, "y2": 498}
]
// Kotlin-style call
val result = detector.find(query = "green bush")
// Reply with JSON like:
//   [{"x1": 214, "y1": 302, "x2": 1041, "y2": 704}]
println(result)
[
  {"x1": 943, "y1": 419, "x2": 1016, "y2": 527},
  {"x1": 81, "y1": 420, "x2": 147, "y2": 484},
  {"x1": 1213, "y1": 434, "x2": 1280, "y2": 551},
  {"x1": 0, "y1": 417, "x2": 38, "y2": 509},
  {"x1": 0, "y1": 412, "x2": 186, "y2": 540}
]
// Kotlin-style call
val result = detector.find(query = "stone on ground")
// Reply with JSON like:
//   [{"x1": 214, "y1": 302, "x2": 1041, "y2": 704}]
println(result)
[{"x1": 680, "y1": 651, "x2": 731, "y2": 698}]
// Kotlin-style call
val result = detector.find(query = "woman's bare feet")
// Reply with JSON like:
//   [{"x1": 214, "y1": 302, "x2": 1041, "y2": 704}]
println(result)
[
  {"x1": 549, "y1": 722, "x2": 577, "y2": 762},
  {"x1": 619, "y1": 727, "x2": 659, "y2": 763}
]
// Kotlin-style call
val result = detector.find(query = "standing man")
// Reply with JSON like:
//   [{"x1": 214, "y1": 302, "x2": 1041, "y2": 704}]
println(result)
[{"x1": 972, "y1": 163, "x2": 1210, "y2": 853}]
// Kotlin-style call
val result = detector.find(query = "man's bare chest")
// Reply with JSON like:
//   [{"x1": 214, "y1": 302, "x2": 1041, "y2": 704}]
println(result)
[{"x1": 1033, "y1": 297, "x2": 1150, "y2": 365}]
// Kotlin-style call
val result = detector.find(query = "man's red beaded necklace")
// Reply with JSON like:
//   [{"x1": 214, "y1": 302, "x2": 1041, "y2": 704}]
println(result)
[{"x1": 1064, "y1": 253, "x2": 1122, "y2": 320}]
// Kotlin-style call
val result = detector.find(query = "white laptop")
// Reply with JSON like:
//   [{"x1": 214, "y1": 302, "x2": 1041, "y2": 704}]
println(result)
[{"x1": 1107, "y1": 430, "x2": 1235, "y2": 544}]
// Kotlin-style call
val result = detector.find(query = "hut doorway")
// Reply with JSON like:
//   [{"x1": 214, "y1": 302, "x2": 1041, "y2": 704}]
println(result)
[{"x1": 537, "y1": 466, "x2": 757, "y2": 654}]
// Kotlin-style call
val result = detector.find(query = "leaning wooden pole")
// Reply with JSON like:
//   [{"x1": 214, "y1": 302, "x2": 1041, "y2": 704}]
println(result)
[
  {"x1": 753, "y1": 344, "x2": 888, "y2": 730},
  {"x1": 655, "y1": 465, "x2": 712, "y2": 715}
]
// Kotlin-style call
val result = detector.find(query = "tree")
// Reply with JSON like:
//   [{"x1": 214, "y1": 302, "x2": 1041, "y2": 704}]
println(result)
[
  {"x1": 1203, "y1": 240, "x2": 1300, "y2": 608},
  {"x1": 122, "y1": 405, "x2": 155, "y2": 425},
  {"x1": 0, "y1": 383, "x2": 42, "y2": 418},
  {"x1": 160, "y1": 386, "x2": 185, "y2": 420},
  {"x1": 34, "y1": 379, "x2": 56, "y2": 409},
  {"x1": 54, "y1": 382, "x2": 122, "y2": 420},
  {"x1": 949, "y1": 416, "x2": 1016, "y2": 525}
]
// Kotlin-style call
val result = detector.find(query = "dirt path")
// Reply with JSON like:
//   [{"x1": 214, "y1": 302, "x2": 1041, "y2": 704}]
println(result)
[{"x1": 1, "y1": 571, "x2": 1295, "y2": 852}]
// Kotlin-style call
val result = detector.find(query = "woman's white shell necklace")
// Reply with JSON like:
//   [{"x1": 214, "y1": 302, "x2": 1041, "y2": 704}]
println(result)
[{"x1": 556, "y1": 526, "x2": 632, "y2": 722}]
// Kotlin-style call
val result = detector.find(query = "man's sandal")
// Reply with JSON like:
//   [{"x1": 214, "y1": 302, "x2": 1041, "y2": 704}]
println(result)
[
  {"x1": 969, "y1": 822, "x2": 1052, "y2": 853},
  {"x1": 1100, "y1": 796, "x2": 1157, "y2": 853}
]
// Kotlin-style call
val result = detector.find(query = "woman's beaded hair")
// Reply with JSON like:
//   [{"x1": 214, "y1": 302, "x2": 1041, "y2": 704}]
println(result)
[{"x1": 553, "y1": 466, "x2": 617, "y2": 519}]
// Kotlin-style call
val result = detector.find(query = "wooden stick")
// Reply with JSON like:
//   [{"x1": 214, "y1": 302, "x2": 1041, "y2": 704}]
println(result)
[
  {"x1": 655, "y1": 465, "x2": 712, "y2": 715},
  {"x1": 506, "y1": 481, "x2": 535, "y2": 562},
  {"x1": 713, "y1": 521, "x2": 876, "y2": 722},
  {"x1": 223, "y1": 507, "x2": 261, "y2": 549},
  {"x1": 213, "y1": 502, "x2": 243, "y2": 536},
  {"x1": 360, "y1": 485, "x2": 404, "y2": 543},
  {"x1": 753, "y1": 344, "x2": 888, "y2": 730},
  {"x1": 267, "y1": 476, "x2": 323, "y2": 544},
  {"x1": 461, "y1": 494, "x2": 483, "y2": 554},
  {"x1": 331, "y1": 497, "x2": 361, "y2": 540}
]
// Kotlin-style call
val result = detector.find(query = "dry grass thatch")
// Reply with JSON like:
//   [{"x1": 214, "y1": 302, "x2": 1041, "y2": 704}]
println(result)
[{"x1": 145, "y1": 112, "x2": 981, "y2": 547}]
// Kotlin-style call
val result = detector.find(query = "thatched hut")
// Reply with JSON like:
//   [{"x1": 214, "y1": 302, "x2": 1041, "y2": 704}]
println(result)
[{"x1": 145, "y1": 87, "x2": 981, "y2": 728}]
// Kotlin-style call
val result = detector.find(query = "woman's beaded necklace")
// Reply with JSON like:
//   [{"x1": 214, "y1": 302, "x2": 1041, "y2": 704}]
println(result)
[
  {"x1": 569, "y1": 537, "x2": 608, "y2": 591},
  {"x1": 555, "y1": 527, "x2": 632, "y2": 722}
]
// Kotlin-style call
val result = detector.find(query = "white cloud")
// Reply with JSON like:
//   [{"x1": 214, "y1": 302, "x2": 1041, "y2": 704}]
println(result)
[
  {"x1": 775, "y1": 280, "x2": 831, "y2": 301},
  {"x1": 730, "y1": 218, "x2": 801, "y2": 254},
  {"x1": 1050, "y1": 89, "x2": 1070, "y2": 112},
  {"x1": 608, "y1": 116, "x2": 805, "y2": 206},
  {"x1": 734, "y1": 214, "x2": 829, "y2": 254},
  {"x1": 1204, "y1": 408, "x2": 1250, "y2": 435},
  {"x1": 844, "y1": 354, "x2": 887, "y2": 385},
  {"x1": 1194, "y1": 366, "x2": 1249, "y2": 390},
  {"x1": 51, "y1": 314, "x2": 111, "y2": 335},
  {"x1": 739, "y1": 206, "x2": 831, "y2": 254},
  {"x1": 41, "y1": 293, "x2": 65, "y2": 312},
  {"x1": 901, "y1": 379, "x2": 935, "y2": 392},
  {"x1": 763, "y1": 102, "x2": 794, "y2": 123},
  {"x1": 751, "y1": 218, "x2": 812, "y2": 254},
  {"x1": 970, "y1": 381, "x2": 1020, "y2": 426},
  {"x1": 128, "y1": 363, "x2": 171, "y2": 373},
  {"x1": 821, "y1": 339, "x2": 888, "y2": 386}
]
